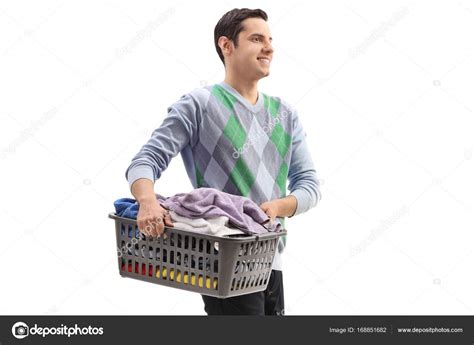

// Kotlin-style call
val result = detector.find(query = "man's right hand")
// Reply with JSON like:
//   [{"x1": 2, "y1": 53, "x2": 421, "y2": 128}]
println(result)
[{"x1": 136, "y1": 198, "x2": 174, "y2": 237}]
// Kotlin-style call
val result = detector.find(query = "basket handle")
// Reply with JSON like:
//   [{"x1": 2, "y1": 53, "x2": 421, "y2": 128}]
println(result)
[{"x1": 255, "y1": 231, "x2": 285, "y2": 241}]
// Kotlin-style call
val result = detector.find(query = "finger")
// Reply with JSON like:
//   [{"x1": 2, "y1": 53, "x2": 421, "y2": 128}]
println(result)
[
  {"x1": 145, "y1": 218, "x2": 159, "y2": 237},
  {"x1": 141, "y1": 221, "x2": 151, "y2": 237},
  {"x1": 156, "y1": 217, "x2": 165, "y2": 236},
  {"x1": 265, "y1": 212, "x2": 275, "y2": 224},
  {"x1": 138, "y1": 220, "x2": 148, "y2": 236},
  {"x1": 164, "y1": 214, "x2": 174, "y2": 227}
]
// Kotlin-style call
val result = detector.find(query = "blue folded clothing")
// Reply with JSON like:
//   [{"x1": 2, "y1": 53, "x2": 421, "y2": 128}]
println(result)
[{"x1": 114, "y1": 198, "x2": 139, "y2": 219}]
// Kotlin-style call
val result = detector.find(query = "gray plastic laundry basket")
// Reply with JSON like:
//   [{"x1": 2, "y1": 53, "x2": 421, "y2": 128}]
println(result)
[{"x1": 109, "y1": 213, "x2": 286, "y2": 298}]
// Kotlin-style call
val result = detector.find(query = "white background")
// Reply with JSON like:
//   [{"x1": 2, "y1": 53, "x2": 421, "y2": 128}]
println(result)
[{"x1": 1, "y1": 0, "x2": 473, "y2": 315}]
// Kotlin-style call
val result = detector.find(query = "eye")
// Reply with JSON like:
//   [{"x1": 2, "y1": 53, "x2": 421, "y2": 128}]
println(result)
[{"x1": 252, "y1": 36, "x2": 262, "y2": 42}]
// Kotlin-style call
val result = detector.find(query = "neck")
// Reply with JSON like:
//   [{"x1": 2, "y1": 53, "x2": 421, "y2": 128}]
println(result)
[{"x1": 224, "y1": 73, "x2": 259, "y2": 105}]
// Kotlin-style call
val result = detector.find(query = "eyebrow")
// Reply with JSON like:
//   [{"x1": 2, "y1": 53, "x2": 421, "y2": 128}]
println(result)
[{"x1": 249, "y1": 33, "x2": 273, "y2": 42}]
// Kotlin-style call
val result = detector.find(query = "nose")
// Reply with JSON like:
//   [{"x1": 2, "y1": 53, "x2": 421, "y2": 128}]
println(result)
[{"x1": 264, "y1": 41, "x2": 274, "y2": 54}]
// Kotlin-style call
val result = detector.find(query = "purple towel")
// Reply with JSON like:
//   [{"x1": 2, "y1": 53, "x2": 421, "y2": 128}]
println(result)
[{"x1": 156, "y1": 187, "x2": 281, "y2": 234}]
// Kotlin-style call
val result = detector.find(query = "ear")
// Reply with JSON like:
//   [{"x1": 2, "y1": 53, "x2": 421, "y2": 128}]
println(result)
[{"x1": 218, "y1": 36, "x2": 233, "y2": 58}]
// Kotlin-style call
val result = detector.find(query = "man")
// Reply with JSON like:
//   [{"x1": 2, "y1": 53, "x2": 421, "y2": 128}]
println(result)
[{"x1": 125, "y1": 8, "x2": 321, "y2": 315}]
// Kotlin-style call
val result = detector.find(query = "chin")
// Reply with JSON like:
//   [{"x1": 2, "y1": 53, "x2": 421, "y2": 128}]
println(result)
[
  {"x1": 254, "y1": 73, "x2": 269, "y2": 82},
  {"x1": 259, "y1": 66, "x2": 270, "y2": 74},
  {"x1": 251, "y1": 68, "x2": 270, "y2": 80}
]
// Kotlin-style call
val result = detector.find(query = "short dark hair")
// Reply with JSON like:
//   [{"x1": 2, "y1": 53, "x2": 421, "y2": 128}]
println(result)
[{"x1": 214, "y1": 8, "x2": 268, "y2": 65}]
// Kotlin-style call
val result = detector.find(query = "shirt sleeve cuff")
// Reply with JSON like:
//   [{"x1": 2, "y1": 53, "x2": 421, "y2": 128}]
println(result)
[
  {"x1": 289, "y1": 189, "x2": 312, "y2": 217},
  {"x1": 127, "y1": 165, "x2": 155, "y2": 191}
]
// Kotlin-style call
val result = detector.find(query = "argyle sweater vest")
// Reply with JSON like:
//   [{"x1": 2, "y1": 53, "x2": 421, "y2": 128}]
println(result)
[
  {"x1": 126, "y1": 82, "x2": 321, "y2": 270},
  {"x1": 192, "y1": 85, "x2": 292, "y2": 226}
]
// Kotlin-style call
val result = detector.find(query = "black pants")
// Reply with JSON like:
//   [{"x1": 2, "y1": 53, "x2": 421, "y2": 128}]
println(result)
[{"x1": 201, "y1": 270, "x2": 284, "y2": 315}]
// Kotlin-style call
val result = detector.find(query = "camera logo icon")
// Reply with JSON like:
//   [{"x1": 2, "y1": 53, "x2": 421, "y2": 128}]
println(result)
[{"x1": 12, "y1": 322, "x2": 29, "y2": 339}]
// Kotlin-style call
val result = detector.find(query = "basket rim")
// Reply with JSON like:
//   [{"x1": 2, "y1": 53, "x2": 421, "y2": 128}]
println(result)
[{"x1": 109, "y1": 212, "x2": 286, "y2": 243}]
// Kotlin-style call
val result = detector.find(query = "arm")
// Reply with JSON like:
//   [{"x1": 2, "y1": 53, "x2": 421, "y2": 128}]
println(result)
[
  {"x1": 125, "y1": 92, "x2": 203, "y2": 191},
  {"x1": 260, "y1": 109, "x2": 321, "y2": 220},
  {"x1": 131, "y1": 178, "x2": 173, "y2": 236},
  {"x1": 286, "y1": 108, "x2": 321, "y2": 216},
  {"x1": 130, "y1": 178, "x2": 156, "y2": 204},
  {"x1": 260, "y1": 195, "x2": 298, "y2": 220},
  {"x1": 125, "y1": 91, "x2": 204, "y2": 235}
]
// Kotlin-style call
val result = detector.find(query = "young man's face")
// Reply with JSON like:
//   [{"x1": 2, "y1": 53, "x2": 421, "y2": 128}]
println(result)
[{"x1": 229, "y1": 17, "x2": 274, "y2": 80}]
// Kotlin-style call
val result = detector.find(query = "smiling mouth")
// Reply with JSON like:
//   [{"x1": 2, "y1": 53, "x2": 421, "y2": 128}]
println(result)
[{"x1": 257, "y1": 57, "x2": 271, "y2": 65}]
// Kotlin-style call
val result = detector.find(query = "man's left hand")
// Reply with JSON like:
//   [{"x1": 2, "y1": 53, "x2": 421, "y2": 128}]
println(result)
[{"x1": 260, "y1": 200, "x2": 280, "y2": 224}]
